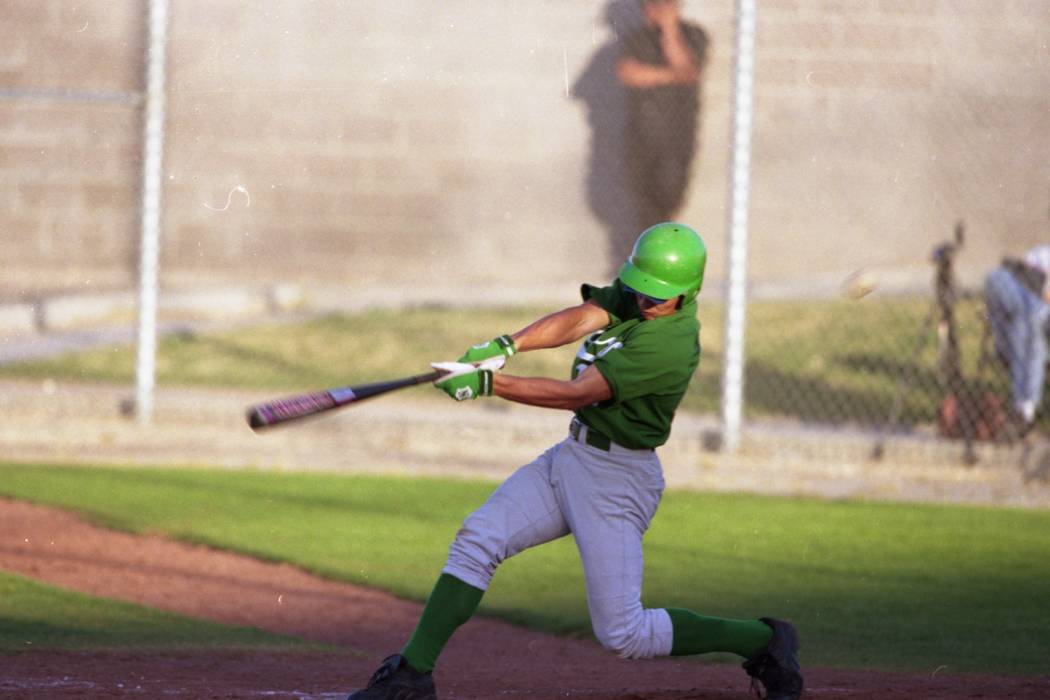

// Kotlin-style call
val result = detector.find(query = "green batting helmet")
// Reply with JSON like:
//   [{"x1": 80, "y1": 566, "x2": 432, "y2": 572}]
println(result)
[{"x1": 618, "y1": 222, "x2": 707, "y2": 302}]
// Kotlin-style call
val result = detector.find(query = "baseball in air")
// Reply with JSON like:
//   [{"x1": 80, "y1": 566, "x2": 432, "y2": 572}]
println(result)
[{"x1": 842, "y1": 269, "x2": 878, "y2": 299}]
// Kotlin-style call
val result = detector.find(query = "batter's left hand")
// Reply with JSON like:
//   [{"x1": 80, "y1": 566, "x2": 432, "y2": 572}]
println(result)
[
  {"x1": 458, "y1": 334, "x2": 516, "y2": 366},
  {"x1": 431, "y1": 360, "x2": 496, "y2": 401}
]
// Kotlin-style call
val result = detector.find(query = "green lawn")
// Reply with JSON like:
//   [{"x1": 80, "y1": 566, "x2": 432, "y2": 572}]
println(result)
[
  {"x1": 0, "y1": 297, "x2": 1008, "y2": 427},
  {"x1": 0, "y1": 463, "x2": 1046, "y2": 674},
  {"x1": 0, "y1": 570, "x2": 320, "y2": 651}
]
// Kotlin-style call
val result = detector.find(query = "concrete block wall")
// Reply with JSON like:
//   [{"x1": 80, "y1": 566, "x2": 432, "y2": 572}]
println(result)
[
  {"x1": 0, "y1": 0, "x2": 143, "y2": 296},
  {"x1": 0, "y1": 0, "x2": 1047, "y2": 304},
  {"x1": 160, "y1": 0, "x2": 611, "y2": 300},
  {"x1": 746, "y1": 0, "x2": 1050, "y2": 291}
]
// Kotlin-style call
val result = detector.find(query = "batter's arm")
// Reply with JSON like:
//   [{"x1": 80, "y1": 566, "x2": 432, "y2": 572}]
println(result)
[
  {"x1": 510, "y1": 300, "x2": 610, "y2": 352},
  {"x1": 492, "y1": 365, "x2": 611, "y2": 411},
  {"x1": 656, "y1": 14, "x2": 699, "y2": 77}
]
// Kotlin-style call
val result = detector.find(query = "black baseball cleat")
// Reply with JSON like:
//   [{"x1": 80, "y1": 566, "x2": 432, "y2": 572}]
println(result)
[
  {"x1": 346, "y1": 653, "x2": 437, "y2": 700},
  {"x1": 742, "y1": 617, "x2": 804, "y2": 700}
]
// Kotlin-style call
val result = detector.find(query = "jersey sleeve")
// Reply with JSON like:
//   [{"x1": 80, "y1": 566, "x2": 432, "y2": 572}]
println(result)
[{"x1": 581, "y1": 281, "x2": 641, "y2": 325}]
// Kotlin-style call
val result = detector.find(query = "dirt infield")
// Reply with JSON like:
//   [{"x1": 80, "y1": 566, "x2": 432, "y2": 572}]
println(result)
[
  {"x1": 7, "y1": 650, "x2": 1049, "y2": 700},
  {"x1": 3, "y1": 499, "x2": 1049, "y2": 699}
]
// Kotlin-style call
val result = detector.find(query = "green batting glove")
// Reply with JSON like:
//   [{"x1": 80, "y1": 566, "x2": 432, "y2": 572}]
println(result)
[
  {"x1": 431, "y1": 361, "x2": 495, "y2": 401},
  {"x1": 459, "y1": 334, "x2": 516, "y2": 365}
]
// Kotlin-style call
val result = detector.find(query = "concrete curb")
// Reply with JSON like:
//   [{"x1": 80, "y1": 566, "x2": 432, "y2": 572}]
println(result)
[
  {"x1": 0, "y1": 303, "x2": 36, "y2": 335},
  {"x1": 26, "y1": 286, "x2": 303, "y2": 333}
]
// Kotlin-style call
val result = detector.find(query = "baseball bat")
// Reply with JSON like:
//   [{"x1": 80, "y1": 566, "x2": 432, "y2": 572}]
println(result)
[{"x1": 246, "y1": 370, "x2": 443, "y2": 431}]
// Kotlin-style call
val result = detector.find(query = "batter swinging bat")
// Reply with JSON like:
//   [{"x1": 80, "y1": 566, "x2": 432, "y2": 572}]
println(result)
[{"x1": 246, "y1": 370, "x2": 443, "y2": 430}]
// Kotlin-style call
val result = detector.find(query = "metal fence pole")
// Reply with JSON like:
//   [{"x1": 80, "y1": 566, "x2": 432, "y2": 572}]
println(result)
[
  {"x1": 720, "y1": 0, "x2": 757, "y2": 452},
  {"x1": 134, "y1": 0, "x2": 170, "y2": 424}
]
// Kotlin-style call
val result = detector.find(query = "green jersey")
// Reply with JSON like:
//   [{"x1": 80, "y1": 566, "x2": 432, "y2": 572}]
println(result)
[{"x1": 572, "y1": 280, "x2": 701, "y2": 449}]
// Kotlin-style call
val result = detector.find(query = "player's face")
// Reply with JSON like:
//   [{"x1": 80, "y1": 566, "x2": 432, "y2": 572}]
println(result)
[{"x1": 635, "y1": 293, "x2": 680, "y2": 320}]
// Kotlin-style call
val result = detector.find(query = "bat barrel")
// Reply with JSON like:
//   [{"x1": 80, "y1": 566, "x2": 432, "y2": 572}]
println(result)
[
  {"x1": 245, "y1": 370, "x2": 444, "y2": 431},
  {"x1": 246, "y1": 390, "x2": 339, "y2": 430}
]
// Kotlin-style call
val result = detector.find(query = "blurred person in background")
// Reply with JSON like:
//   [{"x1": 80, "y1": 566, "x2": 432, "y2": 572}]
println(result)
[
  {"x1": 616, "y1": 0, "x2": 708, "y2": 262},
  {"x1": 984, "y1": 244, "x2": 1050, "y2": 435}
]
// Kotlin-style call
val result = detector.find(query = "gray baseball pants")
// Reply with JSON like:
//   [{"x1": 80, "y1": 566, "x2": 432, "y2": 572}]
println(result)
[{"x1": 443, "y1": 425, "x2": 674, "y2": 659}]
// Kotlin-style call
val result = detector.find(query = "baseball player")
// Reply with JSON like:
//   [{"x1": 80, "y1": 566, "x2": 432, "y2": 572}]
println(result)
[
  {"x1": 346, "y1": 223, "x2": 803, "y2": 700},
  {"x1": 986, "y1": 244, "x2": 1050, "y2": 433}
]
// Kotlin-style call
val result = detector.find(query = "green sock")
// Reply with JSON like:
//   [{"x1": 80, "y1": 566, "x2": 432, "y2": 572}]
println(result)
[
  {"x1": 666, "y1": 608, "x2": 773, "y2": 658},
  {"x1": 401, "y1": 573, "x2": 485, "y2": 673}
]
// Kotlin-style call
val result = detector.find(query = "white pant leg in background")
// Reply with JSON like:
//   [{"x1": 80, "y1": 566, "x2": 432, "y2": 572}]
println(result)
[{"x1": 985, "y1": 267, "x2": 1050, "y2": 417}]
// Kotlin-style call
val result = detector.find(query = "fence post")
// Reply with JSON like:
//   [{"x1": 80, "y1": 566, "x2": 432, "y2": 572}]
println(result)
[
  {"x1": 134, "y1": 0, "x2": 170, "y2": 424},
  {"x1": 720, "y1": 0, "x2": 757, "y2": 452}
]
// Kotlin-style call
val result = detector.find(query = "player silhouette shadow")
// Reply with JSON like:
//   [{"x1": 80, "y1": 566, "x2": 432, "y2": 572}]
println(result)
[{"x1": 572, "y1": 0, "x2": 647, "y2": 276}]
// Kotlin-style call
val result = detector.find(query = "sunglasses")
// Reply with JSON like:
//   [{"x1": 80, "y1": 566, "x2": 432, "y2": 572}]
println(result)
[{"x1": 625, "y1": 286, "x2": 669, "y2": 305}]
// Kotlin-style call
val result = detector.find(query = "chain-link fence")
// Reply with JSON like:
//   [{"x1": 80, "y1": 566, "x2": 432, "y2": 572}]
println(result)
[{"x1": 713, "y1": 244, "x2": 1032, "y2": 468}]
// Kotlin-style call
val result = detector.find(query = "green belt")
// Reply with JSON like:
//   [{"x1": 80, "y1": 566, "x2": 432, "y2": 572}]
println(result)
[{"x1": 569, "y1": 417, "x2": 612, "y2": 451}]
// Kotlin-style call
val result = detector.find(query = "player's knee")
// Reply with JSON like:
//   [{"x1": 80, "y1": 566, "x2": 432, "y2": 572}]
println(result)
[
  {"x1": 592, "y1": 606, "x2": 672, "y2": 660},
  {"x1": 444, "y1": 517, "x2": 505, "y2": 588},
  {"x1": 596, "y1": 625, "x2": 642, "y2": 659},
  {"x1": 594, "y1": 622, "x2": 648, "y2": 660}
]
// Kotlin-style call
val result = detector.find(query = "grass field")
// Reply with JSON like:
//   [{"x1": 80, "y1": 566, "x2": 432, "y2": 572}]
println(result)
[
  {"x1": 0, "y1": 297, "x2": 1007, "y2": 427},
  {"x1": 1, "y1": 463, "x2": 1046, "y2": 675},
  {"x1": 0, "y1": 570, "x2": 316, "y2": 651}
]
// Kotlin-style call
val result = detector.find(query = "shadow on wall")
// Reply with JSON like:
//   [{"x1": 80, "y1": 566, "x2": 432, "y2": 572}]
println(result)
[
  {"x1": 573, "y1": 0, "x2": 707, "y2": 276},
  {"x1": 572, "y1": 0, "x2": 646, "y2": 276}
]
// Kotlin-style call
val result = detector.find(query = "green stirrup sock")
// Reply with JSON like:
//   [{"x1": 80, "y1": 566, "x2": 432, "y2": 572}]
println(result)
[
  {"x1": 401, "y1": 573, "x2": 485, "y2": 673},
  {"x1": 666, "y1": 608, "x2": 773, "y2": 658}
]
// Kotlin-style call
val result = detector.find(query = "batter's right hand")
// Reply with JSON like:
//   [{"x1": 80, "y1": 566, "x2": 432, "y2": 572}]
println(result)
[
  {"x1": 431, "y1": 361, "x2": 495, "y2": 401},
  {"x1": 459, "y1": 334, "x2": 516, "y2": 366}
]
